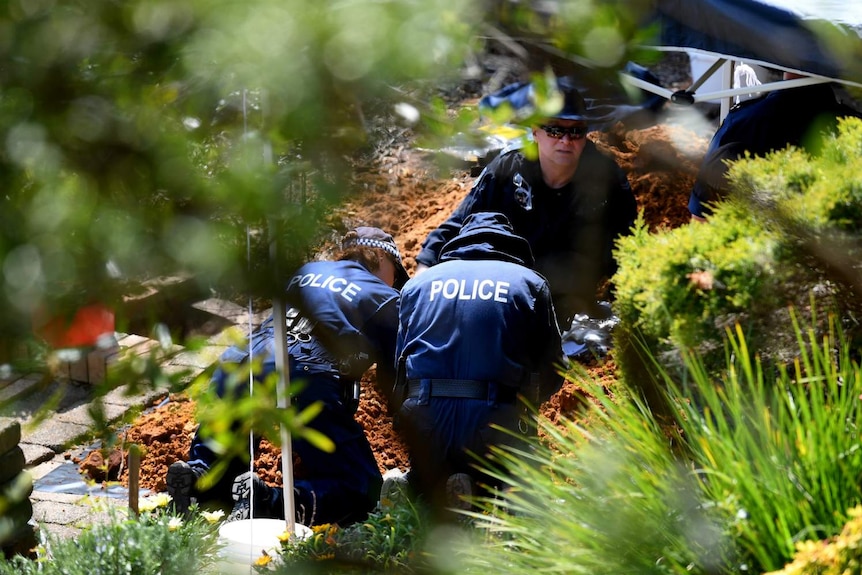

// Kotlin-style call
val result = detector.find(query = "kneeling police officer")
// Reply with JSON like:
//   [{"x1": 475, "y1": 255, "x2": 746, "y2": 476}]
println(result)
[
  {"x1": 167, "y1": 226, "x2": 407, "y2": 527},
  {"x1": 393, "y1": 212, "x2": 565, "y2": 517}
]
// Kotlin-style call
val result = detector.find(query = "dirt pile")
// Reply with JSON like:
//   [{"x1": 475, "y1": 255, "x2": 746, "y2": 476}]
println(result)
[{"x1": 71, "y1": 117, "x2": 710, "y2": 495}]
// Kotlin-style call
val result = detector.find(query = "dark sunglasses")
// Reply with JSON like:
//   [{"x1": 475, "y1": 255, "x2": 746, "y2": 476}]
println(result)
[{"x1": 540, "y1": 125, "x2": 589, "y2": 140}]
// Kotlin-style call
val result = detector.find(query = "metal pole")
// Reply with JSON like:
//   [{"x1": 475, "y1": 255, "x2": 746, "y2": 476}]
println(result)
[{"x1": 271, "y1": 297, "x2": 297, "y2": 536}]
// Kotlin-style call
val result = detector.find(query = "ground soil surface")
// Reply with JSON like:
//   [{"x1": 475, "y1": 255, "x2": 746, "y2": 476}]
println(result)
[{"x1": 76, "y1": 59, "x2": 713, "y2": 498}]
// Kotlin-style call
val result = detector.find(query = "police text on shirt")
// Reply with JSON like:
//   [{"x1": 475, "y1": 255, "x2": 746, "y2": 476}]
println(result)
[
  {"x1": 288, "y1": 273, "x2": 363, "y2": 302},
  {"x1": 428, "y1": 279, "x2": 509, "y2": 302}
]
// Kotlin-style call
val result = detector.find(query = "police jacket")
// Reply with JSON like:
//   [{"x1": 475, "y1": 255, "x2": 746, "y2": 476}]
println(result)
[
  {"x1": 217, "y1": 259, "x2": 400, "y2": 404},
  {"x1": 398, "y1": 212, "x2": 565, "y2": 404},
  {"x1": 415, "y1": 143, "x2": 636, "y2": 321}
]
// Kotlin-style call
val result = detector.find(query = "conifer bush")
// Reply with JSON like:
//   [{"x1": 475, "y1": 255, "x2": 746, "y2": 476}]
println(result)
[{"x1": 612, "y1": 117, "x2": 862, "y2": 409}]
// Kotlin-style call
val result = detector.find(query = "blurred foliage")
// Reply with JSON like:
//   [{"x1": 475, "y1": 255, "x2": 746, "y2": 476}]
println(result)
[
  {"x1": 0, "y1": 0, "x2": 482, "y2": 346},
  {"x1": 0, "y1": 0, "x2": 675, "y2": 480},
  {"x1": 0, "y1": 0, "x2": 676, "y2": 366}
]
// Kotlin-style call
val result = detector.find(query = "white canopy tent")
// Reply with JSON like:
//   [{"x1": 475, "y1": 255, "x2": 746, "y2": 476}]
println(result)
[{"x1": 621, "y1": 0, "x2": 862, "y2": 121}]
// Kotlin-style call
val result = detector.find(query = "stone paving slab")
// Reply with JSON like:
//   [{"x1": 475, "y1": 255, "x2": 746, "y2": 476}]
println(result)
[
  {"x1": 101, "y1": 384, "x2": 169, "y2": 410},
  {"x1": 54, "y1": 401, "x2": 128, "y2": 428},
  {"x1": 22, "y1": 420, "x2": 91, "y2": 453},
  {"x1": 0, "y1": 379, "x2": 92, "y2": 423},
  {"x1": 20, "y1": 443, "x2": 55, "y2": 467},
  {"x1": 0, "y1": 373, "x2": 42, "y2": 404},
  {"x1": 31, "y1": 492, "x2": 122, "y2": 530}
]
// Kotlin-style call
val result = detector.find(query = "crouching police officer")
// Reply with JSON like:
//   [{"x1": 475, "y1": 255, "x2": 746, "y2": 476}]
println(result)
[
  {"x1": 393, "y1": 212, "x2": 565, "y2": 518},
  {"x1": 166, "y1": 226, "x2": 408, "y2": 527}
]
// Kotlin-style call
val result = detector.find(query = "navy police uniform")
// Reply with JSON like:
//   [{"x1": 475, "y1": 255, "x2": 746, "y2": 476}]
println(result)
[
  {"x1": 690, "y1": 82, "x2": 860, "y2": 218},
  {"x1": 186, "y1": 258, "x2": 399, "y2": 526},
  {"x1": 415, "y1": 144, "x2": 636, "y2": 323},
  {"x1": 397, "y1": 212, "x2": 565, "y2": 509}
]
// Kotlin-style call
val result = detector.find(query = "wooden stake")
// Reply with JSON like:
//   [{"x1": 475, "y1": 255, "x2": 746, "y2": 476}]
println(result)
[{"x1": 128, "y1": 444, "x2": 140, "y2": 516}]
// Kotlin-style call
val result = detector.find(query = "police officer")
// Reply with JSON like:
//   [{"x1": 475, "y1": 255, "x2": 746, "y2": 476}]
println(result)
[
  {"x1": 414, "y1": 77, "x2": 637, "y2": 324},
  {"x1": 394, "y1": 212, "x2": 565, "y2": 516},
  {"x1": 166, "y1": 226, "x2": 408, "y2": 526},
  {"x1": 689, "y1": 72, "x2": 862, "y2": 221}
]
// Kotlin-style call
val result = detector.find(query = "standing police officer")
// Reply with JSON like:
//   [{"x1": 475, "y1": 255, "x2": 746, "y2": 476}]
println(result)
[
  {"x1": 414, "y1": 78, "x2": 637, "y2": 325},
  {"x1": 167, "y1": 226, "x2": 408, "y2": 527},
  {"x1": 394, "y1": 212, "x2": 565, "y2": 516}
]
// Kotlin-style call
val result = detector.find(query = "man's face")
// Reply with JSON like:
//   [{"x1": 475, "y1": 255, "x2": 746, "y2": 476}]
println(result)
[{"x1": 532, "y1": 120, "x2": 589, "y2": 169}]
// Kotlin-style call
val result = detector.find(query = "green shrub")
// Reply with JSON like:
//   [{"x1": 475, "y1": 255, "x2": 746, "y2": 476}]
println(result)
[
  {"x1": 612, "y1": 208, "x2": 789, "y2": 414},
  {"x1": 614, "y1": 209, "x2": 783, "y2": 353},
  {"x1": 734, "y1": 117, "x2": 862, "y2": 234},
  {"x1": 667, "y1": 314, "x2": 862, "y2": 573},
  {"x1": 612, "y1": 117, "x2": 862, "y2": 410}
]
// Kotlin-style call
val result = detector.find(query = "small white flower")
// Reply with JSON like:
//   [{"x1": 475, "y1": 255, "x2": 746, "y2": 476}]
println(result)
[{"x1": 168, "y1": 516, "x2": 184, "y2": 531}]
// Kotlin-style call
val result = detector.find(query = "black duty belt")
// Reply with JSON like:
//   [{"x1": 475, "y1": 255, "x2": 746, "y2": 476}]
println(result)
[{"x1": 407, "y1": 379, "x2": 517, "y2": 402}]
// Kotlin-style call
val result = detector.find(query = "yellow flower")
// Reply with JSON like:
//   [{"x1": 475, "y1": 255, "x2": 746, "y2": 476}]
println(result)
[
  {"x1": 201, "y1": 509, "x2": 225, "y2": 524},
  {"x1": 311, "y1": 523, "x2": 333, "y2": 534},
  {"x1": 276, "y1": 530, "x2": 293, "y2": 543},
  {"x1": 167, "y1": 517, "x2": 183, "y2": 531},
  {"x1": 255, "y1": 551, "x2": 272, "y2": 566}
]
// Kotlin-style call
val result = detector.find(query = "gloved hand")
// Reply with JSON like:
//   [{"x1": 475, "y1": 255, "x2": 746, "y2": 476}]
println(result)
[{"x1": 561, "y1": 301, "x2": 619, "y2": 360}]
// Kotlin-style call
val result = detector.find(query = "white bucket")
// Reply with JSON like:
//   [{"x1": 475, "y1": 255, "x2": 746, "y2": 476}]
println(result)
[{"x1": 217, "y1": 518, "x2": 312, "y2": 574}]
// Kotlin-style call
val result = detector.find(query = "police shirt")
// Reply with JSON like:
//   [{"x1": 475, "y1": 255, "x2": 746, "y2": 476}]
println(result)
[
  {"x1": 415, "y1": 143, "x2": 636, "y2": 321},
  {"x1": 396, "y1": 258, "x2": 560, "y2": 398},
  {"x1": 217, "y1": 259, "x2": 400, "y2": 392},
  {"x1": 285, "y1": 259, "x2": 400, "y2": 386}
]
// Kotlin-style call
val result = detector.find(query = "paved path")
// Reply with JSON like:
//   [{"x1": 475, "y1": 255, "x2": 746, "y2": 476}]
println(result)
[{"x1": 1, "y1": 298, "x2": 270, "y2": 543}]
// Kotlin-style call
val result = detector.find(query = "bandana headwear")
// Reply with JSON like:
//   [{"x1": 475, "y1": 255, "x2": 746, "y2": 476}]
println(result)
[{"x1": 342, "y1": 226, "x2": 409, "y2": 289}]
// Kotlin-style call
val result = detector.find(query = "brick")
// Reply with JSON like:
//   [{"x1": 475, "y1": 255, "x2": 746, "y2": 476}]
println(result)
[
  {"x1": 86, "y1": 342, "x2": 121, "y2": 384},
  {"x1": 67, "y1": 355, "x2": 89, "y2": 383}
]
